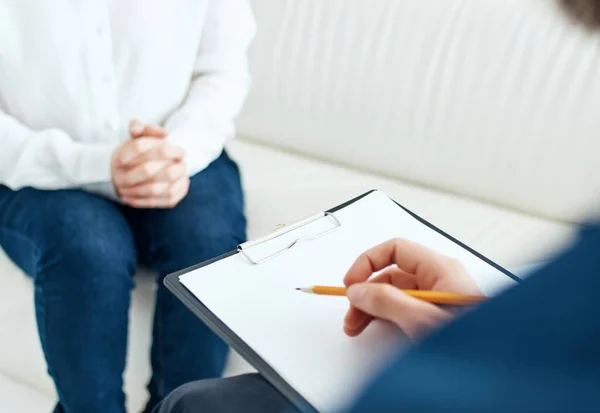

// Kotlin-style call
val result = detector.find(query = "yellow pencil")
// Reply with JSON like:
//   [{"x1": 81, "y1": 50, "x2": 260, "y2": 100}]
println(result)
[{"x1": 296, "y1": 285, "x2": 485, "y2": 306}]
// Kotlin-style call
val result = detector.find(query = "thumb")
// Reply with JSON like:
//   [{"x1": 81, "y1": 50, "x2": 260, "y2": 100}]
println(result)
[
  {"x1": 129, "y1": 119, "x2": 145, "y2": 138},
  {"x1": 347, "y1": 283, "x2": 450, "y2": 339}
]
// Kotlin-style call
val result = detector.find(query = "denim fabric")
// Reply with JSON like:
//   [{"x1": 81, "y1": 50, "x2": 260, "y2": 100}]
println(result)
[{"x1": 0, "y1": 151, "x2": 246, "y2": 413}]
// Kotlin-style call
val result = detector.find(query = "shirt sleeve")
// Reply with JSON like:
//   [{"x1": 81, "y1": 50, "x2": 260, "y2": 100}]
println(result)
[
  {"x1": 162, "y1": 0, "x2": 256, "y2": 175},
  {"x1": 0, "y1": 110, "x2": 118, "y2": 198}
]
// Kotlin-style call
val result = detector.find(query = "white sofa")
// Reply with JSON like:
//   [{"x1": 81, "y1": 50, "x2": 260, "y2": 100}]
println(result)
[{"x1": 2, "y1": 0, "x2": 600, "y2": 411}]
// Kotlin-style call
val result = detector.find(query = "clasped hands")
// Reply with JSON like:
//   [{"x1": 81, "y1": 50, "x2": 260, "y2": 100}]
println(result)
[
  {"x1": 343, "y1": 238, "x2": 482, "y2": 340},
  {"x1": 111, "y1": 120, "x2": 189, "y2": 209}
]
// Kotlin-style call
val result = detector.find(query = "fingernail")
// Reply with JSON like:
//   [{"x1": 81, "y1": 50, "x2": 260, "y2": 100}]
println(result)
[{"x1": 346, "y1": 284, "x2": 367, "y2": 303}]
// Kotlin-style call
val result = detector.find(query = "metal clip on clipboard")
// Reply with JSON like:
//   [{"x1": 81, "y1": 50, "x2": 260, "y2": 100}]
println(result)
[{"x1": 237, "y1": 212, "x2": 341, "y2": 265}]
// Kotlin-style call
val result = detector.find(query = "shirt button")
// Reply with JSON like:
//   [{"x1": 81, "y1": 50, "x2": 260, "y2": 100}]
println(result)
[
  {"x1": 96, "y1": 26, "x2": 104, "y2": 35},
  {"x1": 104, "y1": 122, "x2": 114, "y2": 131}
]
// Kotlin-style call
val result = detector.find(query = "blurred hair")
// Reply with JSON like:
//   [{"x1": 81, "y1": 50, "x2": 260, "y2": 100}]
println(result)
[{"x1": 561, "y1": 0, "x2": 600, "y2": 29}]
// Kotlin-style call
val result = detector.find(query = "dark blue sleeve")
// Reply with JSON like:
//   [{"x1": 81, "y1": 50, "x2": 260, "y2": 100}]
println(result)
[{"x1": 348, "y1": 225, "x2": 600, "y2": 413}]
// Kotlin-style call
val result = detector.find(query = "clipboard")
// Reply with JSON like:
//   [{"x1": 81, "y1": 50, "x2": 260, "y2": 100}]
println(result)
[{"x1": 165, "y1": 190, "x2": 520, "y2": 413}]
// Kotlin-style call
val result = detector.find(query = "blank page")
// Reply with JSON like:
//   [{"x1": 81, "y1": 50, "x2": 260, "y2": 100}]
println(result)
[{"x1": 179, "y1": 191, "x2": 517, "y2": 412}]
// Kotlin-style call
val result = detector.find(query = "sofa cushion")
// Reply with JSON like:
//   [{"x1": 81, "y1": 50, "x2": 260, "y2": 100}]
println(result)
[
  {"x1": 238, "y1": 0, "x2": 600, "y2": 222},
  {"x1": 0, "y1": 371, "x2": 54, "y2": 412}
]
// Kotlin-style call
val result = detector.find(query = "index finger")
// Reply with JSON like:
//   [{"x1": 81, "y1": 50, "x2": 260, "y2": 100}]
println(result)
[
  {"x1": 141, "y1": 124, "x2": 168, "y2": 139},
  {"x1": 123, "y1": 143, "x2": 184, "y2": 167},
  {"x1": 118, "y1": 138, "x2": 164, "y2": 166},
  {"x1": 117, "y1": 160, "x2": 172, "y2": 187},
  {"x1": 343, "y1": 238, "x2": 444, "y2": 286}
]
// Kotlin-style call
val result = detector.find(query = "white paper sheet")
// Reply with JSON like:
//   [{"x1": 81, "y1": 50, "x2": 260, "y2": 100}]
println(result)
[{"x1": 179, "y1": 191, "x2": 517, "y2": 412}]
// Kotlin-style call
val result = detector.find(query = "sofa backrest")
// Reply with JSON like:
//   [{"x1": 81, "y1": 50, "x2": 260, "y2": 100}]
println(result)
[{"x1": 237, "y1": 0, "x2": 600, "y2": 223}]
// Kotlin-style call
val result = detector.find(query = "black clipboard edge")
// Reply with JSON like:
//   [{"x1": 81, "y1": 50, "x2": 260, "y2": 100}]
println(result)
[
  {"x1": 164, "y1": 189, "x2": 521, "y2": 413},
  {"x1": 392, "y1": 201, "x2": 521, "y2": 283},
  {"x1": 331, "y1": 189, "x2": 520, "y2": 283}
]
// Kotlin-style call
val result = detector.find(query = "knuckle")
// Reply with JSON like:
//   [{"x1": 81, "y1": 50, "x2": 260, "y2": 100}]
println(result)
[
  {"x1": 420, "y1": 262, "x2": 438, "y2": 279},
  {"x1": 357, "y1": 251, "x2": 370, "y2": 264},
  {"x1": 391, "y1": 237, "x2": 407, "y2": 248},
  {"x1": 132, "y1": 140, "x2": 145, "y2": 154},
  {"x1": 117, "y1": 150, "x2": 131, "y2": 164},
  {"x1": 167, "y1": 166, "x2": 178, "y2": 181},
  {"x1": 167, "y1": 195, "x2": 177, "y2": 208},
  {"x1": 149, "y1": 183, "x2": 160, "y2": 195},
  {"x1": 143, "y1": 163, "x2": 154, "y2": 176},
  {"x1": 137, "y1": 138, "x2": 156, "y2": 153},
  {"x1": 392, "y1": 237, "x2": 404, "y2": 244}
]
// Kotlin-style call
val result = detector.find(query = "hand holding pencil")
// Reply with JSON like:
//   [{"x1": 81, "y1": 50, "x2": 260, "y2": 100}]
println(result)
[{"x1": 334, "y1": 238, "x2": 483, "y2": 340}]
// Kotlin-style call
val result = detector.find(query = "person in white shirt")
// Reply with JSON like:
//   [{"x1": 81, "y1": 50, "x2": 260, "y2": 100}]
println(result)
[{"x1": 0, "y1": 1, "x2": 255, "y2": 412}]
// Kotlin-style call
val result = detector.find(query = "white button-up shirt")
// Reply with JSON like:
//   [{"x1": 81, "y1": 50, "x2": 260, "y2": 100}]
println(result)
[{"x1": 0, "y1": 0, "x2": 255, "y2": 197}]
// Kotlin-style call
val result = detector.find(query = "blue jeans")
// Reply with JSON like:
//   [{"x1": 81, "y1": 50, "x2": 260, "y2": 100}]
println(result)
[{"x1": 0, "y1": 151, "x2": 246, "y2": 413}]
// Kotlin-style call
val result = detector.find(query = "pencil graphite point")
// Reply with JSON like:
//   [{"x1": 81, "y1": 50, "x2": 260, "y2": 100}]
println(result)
[{"x1": 295, "y1": 287, "x2": 313, "y2": 293}]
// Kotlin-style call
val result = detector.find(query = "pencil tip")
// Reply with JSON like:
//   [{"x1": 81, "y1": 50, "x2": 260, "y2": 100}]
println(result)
[{"x1": 294, "y1": 288, "x2": 300, "y2": 291}]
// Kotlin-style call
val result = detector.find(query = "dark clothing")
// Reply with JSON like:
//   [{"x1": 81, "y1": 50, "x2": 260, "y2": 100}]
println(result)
[
  {"x1": 155, "y1": 224, "x2": 600, "y2": 413},
  {"x1": 350, "y1": 224, "x2": 600, "y2": 413},
  {"x1": 153, "y1": 374, "x2": 294, "y2": 413},
  {"x1": 0, "y1": 151, "x2": 246, "y2": 413}
]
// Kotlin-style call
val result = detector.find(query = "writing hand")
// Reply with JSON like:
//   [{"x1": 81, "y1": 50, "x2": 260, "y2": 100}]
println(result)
[{"x1": 343, "y1": 238, "x2": 481, "y2": 339}]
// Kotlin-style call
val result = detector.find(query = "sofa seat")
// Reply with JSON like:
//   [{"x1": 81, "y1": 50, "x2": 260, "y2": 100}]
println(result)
[{"x1": 0, "y1": 137, "x2": 577, "y2": 412}]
